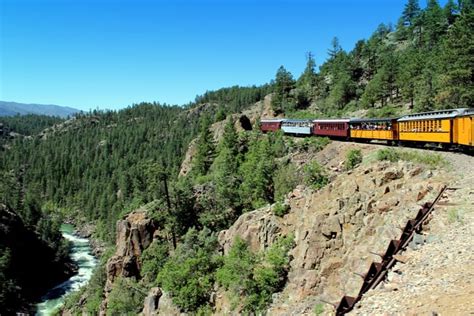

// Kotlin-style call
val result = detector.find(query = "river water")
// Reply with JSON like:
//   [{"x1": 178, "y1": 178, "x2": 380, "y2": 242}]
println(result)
[{"x1": 36, "y1": 224, "x2": 98, "y2": 315}]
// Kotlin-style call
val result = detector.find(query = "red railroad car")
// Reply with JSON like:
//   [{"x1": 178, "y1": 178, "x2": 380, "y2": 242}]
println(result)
[
  {"x1": 260, "y1": 119, "x2": 284, "y2": 133},
  {"x1": 312, "y1": 119, "x2": 350, "y2": 138}
]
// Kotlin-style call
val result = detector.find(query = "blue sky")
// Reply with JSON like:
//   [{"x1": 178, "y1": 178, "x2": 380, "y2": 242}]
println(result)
[{"x1": 0, "y1": 0, "x2": 439, "y2": 111}]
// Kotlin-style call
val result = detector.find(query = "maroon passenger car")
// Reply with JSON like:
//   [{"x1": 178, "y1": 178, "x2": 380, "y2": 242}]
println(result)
[
  {"x1": 312, "y1": 119, "x2": 350, "y2": 138},
  {"x1": 260, "y1": 119, "x2": 284, "y2": 133}
]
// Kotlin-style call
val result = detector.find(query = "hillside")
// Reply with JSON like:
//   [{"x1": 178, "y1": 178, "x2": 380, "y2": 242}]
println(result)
[{"x1": 0, "y1": 101, "x2": 80, "y2": 117}]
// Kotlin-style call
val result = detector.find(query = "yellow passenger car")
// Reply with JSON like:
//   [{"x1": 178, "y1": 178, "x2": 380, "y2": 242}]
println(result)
[
  {"x1": 397, "y1": 109, "x2": 469, "y2": 145},
  {"x1": 454, "y1": 109, "x2": 474, "y2": 147},
  {"x1": 349, "y1": 118, "x2": 398, "y2": 142}
]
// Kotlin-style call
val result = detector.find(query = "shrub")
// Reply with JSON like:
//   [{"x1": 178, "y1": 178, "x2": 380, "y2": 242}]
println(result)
[
  {"x1": 376, "y1": 148, "x2": 400, "y2": 162},
  {"x1": 156, "y1": 228, "x2": 221, "y2": 312},
  {"x1": 216, "y1": 235, "x2": 294, "y2": 313},
  {"x1": 107, "y1": 277, "x2": 147, "y2": 316},
  {"x1": 273, "y1": 162, "x2": 299, "y2": 201},
  {"x1": 345, "y1": 149, "x2": 363, "y2": 170},
  {"x1": 447, "y1": 209, "x2": 463, "y2": 224},
  {"x1": 314, "y1": 303, "x2": 325, "y2": 315},
  {"x1": 272, "y1": 201, "x2": 290, "y2": 217},
  {"x1": 304, "y1": 161, "x2": 329, "y2": 189},
  {"x1": 140, "y1": 239, "x2": 169, "y2": 284},
  {"x1": 376, "y1": 148, "x2": 447, "y2": 168}
]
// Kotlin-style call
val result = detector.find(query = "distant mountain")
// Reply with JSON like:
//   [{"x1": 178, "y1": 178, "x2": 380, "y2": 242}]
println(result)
[{"x1": 0, "y1": 101, "x2": 80, "y2": 118}]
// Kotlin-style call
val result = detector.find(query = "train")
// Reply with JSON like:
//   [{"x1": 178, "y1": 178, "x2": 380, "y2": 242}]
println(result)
[{"x1": 260, "y1": 108, "x2": 474, "y2": 150}]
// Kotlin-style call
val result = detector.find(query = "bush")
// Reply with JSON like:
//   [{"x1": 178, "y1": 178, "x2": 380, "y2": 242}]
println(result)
[
  {"x1": 273, "y1": 162, "x2": 299, "y2": 201},
  {"x1": 107, "y1": 277, "x2": 146, "y2": 316},
  {"x1": 272, "y1": 201, "x2": 290, "y2": 217},
  {"x1": 140, "y1": 239, "x2": 169, "y2": 284},
  {"x1": 304, "y1": 161, "x2": 329, "y2": 189},
  {"x1": 156, "y1": 228, "x2": 221, "y2": 312},
  {"x1": 376, "y1": 148, "x2": 400, "y2": 162},
  {"x1": 216, "y1": 235, "x2": 294, "y2": 313},
  {"x1": 314, "y1": 303, "x2": 325, "y2": 315},
  {"x1": 376, "y1": 148, "x2": 447, "y2": 168},
  {"x1": 345, "y1": 149, "x2": 363, "y2": 170}
]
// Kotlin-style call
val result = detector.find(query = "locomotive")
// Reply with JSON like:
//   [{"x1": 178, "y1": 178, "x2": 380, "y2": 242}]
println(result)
[{"x1": 260, "y1": 108, "x2": 474, "y2": 150}]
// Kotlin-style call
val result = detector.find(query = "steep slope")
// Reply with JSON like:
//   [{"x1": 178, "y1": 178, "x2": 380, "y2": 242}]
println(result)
[
  {"x1": 350, "y1": 150, "x2": 474, "y2": 315},
  {"x1": 0, "y1": 205, "x2": 76, "y2": 314},
  {"x1": 215, "y1": 143, "x2": 450, "y2": 314}
]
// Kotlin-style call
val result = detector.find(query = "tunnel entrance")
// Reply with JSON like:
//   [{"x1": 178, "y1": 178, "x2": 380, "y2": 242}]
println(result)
[{"x1": 239, "y1": 115, "x2": 252, "y2": 131}]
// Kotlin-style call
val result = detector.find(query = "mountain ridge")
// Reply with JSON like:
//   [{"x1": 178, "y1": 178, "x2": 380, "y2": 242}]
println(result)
[{"x1": 0, "y1": 101, "x2": 80, "y2": 117}]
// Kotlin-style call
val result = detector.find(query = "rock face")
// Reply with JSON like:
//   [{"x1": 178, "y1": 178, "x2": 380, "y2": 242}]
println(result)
[
  {"x1": 102, "y1": 209, "x2": 158, "y2": 313},
  {"x1": 215, "y1": 159, "x2": 447, "y2": 315},
  {"x1": 141, "y1": 287, "x2": 181, "y2": 316}
]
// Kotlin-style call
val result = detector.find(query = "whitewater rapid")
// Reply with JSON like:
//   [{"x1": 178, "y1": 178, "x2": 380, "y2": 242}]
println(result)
[{"x1": 36, "y1": 224, "x2": 98, "y2": 315}]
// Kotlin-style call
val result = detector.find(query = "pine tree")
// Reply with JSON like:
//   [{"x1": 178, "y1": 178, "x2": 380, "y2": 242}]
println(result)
[
  {"x1": 444, "y1": 0, "x2": 459, "y2": 25},
  {"x1": 437, "y1": 9, "x2": 474, "y2": 108},
  {"x1": 192, "y1": 116, "x2": 215, "y2": 177},
  {"x1": 402, "y1": 0, "x2": 422, "y2": 26},
  {"x1": 327, "y1": 37, "x2": 342, "y2": 60},
  {"x1": 271, "y1": 66, "x2": 295, "y2": 114}
]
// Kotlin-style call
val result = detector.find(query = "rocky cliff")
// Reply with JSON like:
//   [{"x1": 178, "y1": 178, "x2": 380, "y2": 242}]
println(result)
[
  {"x1": 215, "y1": 150, "x2": 448, "y2": 315},
  {"x1": 101, "y1": 206, "x2": 159, "y2": 314}
]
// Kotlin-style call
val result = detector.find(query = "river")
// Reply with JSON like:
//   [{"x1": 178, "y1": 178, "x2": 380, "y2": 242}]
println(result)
[{"x1": 36, "y1": 224, "x2": 98, "y2": 315}]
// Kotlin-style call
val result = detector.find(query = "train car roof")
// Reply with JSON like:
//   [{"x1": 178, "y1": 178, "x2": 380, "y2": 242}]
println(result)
[
  {"x1": 312, "y1": 119, "x2": 350, "y2": 123},
  {"x1": 260, "y1": 119, "x2": 284, "y2": 123},
  {"x1": 349, "y1": 118, "x2": 394, "y2": 123},
  {"x1": 458, "y1": 108, "x2": 474, "y2": 117},
  {"x1": 397, "y1": 108, "x2": 470, "y2": 121},
  {"x1": 282, "y1": 119, "x2": 312, "y2": 123}
]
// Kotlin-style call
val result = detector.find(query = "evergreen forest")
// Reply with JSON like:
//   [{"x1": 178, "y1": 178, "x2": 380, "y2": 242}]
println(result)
[{"x1": 0, "y1": 0, "x2": 472, "y2": 314}]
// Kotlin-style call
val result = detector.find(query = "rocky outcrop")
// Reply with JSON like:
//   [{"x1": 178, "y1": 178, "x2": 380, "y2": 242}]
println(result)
[
  {"x1": 102, "y1": 208, "x2": 159, "y2": 313},
  {"x1": 218, "y1": 207, "x2": 283, "y2": 254},
  {"x1": 141, "y1": 287, "x2": 181, "y2": 316},
  {"x1": 213, "y1": 159, "x2": 448, "y2": 315}
]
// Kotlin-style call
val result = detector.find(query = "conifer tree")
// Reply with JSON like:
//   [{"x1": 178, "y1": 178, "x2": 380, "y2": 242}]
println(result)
[
  {"x1": 271, "y1": 66, "x2": 296, "y2": 114},
  {"x1": 438, "y1": 9, "x2": 474, "y2": 108},
  {"x1": 402, "y1": 0, "x2": 422, "y2": 26},
  {"x1": 192, "y1": 115, "x2": 215, "y2": 177}
]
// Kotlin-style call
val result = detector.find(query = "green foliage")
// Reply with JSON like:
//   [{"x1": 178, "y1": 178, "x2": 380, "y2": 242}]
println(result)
[
  {"x1": 304, "y1": 161, "x2": 329, "y2": 189},
  {"x1": 293, "y1": 137, "x2": 330, "y2": 153},
  {"x1": 272, "y1": 201, "x2": 290, "y2": 217},
  {"x1": 438, "y1": 9, "x2": 474, "y2": 108},
  {"x1": 272, "y1": 66, "x2": 296, "y2": 114},
  {"x1": 0, "y1": 114, "x2": 64, "y2": 136},
  {"x1": 195, "y1": 85, "x2": 272, "y2": 114},
  {"x1": 447, "y1": 208, "x2": 464, "y2": 224},
  {"x1": 314, "y1": 303, "x2": 325, "y2": 315},
  {"x1": 345, "y1": 149, "x2": 363, "y2": 170},
  {"x1": 0, "y1": 248, "x2": 20, "y2": 314},
  {"x1": 107, "y1": 277, "x2": 147, "y2": 316},
  {"x1": 376, "y1": 148, "x2": 401, "y2": 162},
  {"x1": 157, "y1": 228, "x2": 221, "y2": 312},
  {"x1": 193, "y1": 115, "x2": 216, "y2": 177},
  {"x1": 273, "y1": 162, "x2": 299, "y2": 202},
  {"x1": 376, "y1": 148, "x2": 447, "y2": 168},
  {"x1": 140, "y1": 239, "x2": 169, "y2": 284},
  {"x1": 239, "y1": 134, "x2": 276, "y2": 210},
  {"x1": 216, "y1": 235, "x2": 294, "y2": 313}
]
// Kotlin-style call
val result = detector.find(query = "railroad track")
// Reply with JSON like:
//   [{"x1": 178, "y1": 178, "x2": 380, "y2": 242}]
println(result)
[{"x1": 334, "y1": 185, "x2": 451, "y2": 315}]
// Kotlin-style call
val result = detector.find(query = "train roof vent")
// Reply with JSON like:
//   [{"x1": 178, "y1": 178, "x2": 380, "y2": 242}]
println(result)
[{"x1": 397, "y1": 108, "x2": 469, "y2": 121}]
